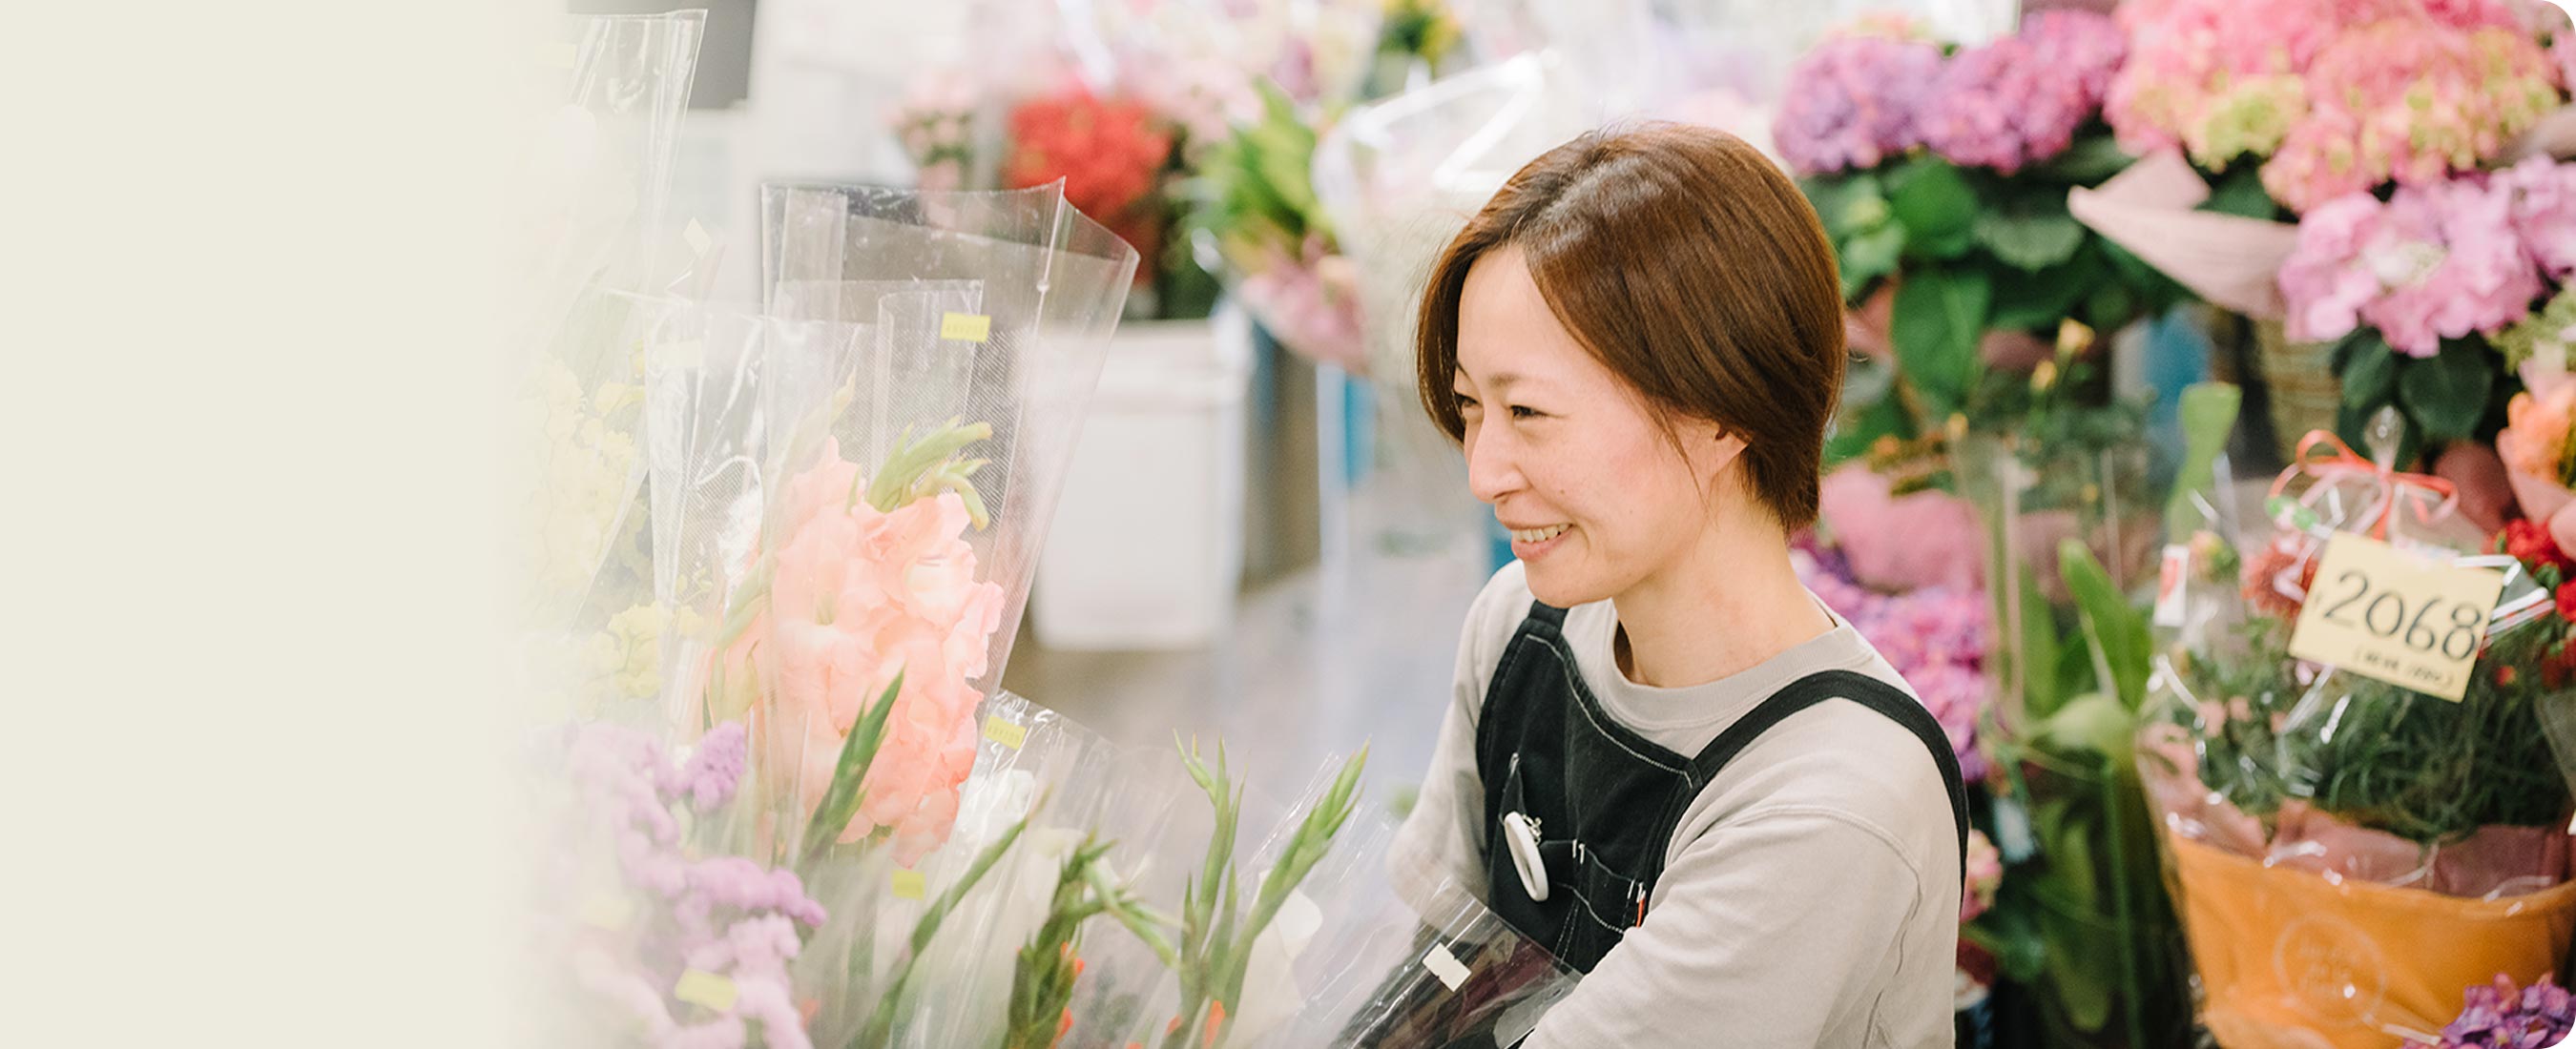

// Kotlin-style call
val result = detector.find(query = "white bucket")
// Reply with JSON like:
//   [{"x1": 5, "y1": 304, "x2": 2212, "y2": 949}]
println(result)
[{"x1": 1031, "y1": 301, "x2": 1254, "y2": 649}]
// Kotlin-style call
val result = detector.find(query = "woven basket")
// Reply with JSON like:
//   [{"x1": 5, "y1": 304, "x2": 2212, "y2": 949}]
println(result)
[{"x1": 2254, "y1": 319, "x2": 2341, "y2": 463}]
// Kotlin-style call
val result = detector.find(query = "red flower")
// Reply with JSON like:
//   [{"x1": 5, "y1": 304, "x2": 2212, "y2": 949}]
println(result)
[
  {"x1": 2498, "y1": 664, "x2": 2519, "y2": 687},
  {"x1": 2558, "y1": 582, "x2": 2576, "y2": 623},
  {"x1": 2504, "y1": 519, "x2": 2574, "y2": 573}
]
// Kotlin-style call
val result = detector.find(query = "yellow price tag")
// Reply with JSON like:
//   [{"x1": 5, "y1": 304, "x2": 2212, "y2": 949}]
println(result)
[
  {"x1": 575, "y1": 894, "x2": 633, "y2": 932},
  {"x1": 982, "y1": 715, "x2": 1027, "y2": 750},
  {"x1": 890, "y1": 868, "x2": 927, "y2": 900},
  {"x1": 674, "y1": 969, "x2": 738, "y2": 1012},
  {"x1": 2286, "y1": 534, "x2": 2504, "y2": 702},
  {"x1": 940, "y1": 312, "x2": 992, "y2": 342}
]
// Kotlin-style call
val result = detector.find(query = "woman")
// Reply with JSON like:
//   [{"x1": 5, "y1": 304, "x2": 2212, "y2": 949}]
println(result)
[{"x1": 1388, "y1": 124, "x2": 1968, "y2": 1047}]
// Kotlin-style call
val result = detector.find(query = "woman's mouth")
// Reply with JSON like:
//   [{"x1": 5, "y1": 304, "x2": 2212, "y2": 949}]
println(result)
[{"x1": 1508, "y1": 524, "x2": 1571, "y2": 557}]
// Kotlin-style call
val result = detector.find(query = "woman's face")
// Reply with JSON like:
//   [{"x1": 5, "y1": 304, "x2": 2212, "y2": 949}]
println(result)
[{"x1": 1451, "y1": 246, "x2": 1742, "y2": 608}]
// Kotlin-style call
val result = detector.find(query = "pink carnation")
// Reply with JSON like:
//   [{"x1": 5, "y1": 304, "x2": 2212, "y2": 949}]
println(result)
[{"x1": 746, "y1": 438, "x2": 1005, "y2": 866}]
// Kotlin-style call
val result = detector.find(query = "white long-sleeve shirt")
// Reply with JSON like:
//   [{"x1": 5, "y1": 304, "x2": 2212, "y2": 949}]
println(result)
[{"x1": 1389, "y1": 561, "x2": 1960, "y2": 1048}]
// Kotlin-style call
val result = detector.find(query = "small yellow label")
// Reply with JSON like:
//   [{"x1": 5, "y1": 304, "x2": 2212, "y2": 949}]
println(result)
[
  {"x1": 674, "y1": 969, "x2": 738, "y2": 1012},
  {"x1": 940, "y1": 312, "x2": 992, "y2": 342},
  {"x1": 891, "y1": 868, "x2": 928, "y2": 900},
  {"x1": 2286, "y1": 534, "x2": 2505, "y2": 702},
  {"x1": 575, "y1": 894, "x2": 633, "y2": 932},
  {"x1": 982, "y1": 715, "x2": 1027, "y2": 750},
  {"x1": 542, "y1": 42, "x2": 577, "y2": 71}
]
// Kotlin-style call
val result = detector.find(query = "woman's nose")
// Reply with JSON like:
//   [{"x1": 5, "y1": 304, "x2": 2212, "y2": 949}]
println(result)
[{"x1": 1465, "y1": 427, "x2": 1522, "y2": 505}]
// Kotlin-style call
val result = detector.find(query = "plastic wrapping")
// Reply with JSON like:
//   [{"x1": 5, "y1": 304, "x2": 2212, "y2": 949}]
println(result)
[
  {"x1": 758, "y1": 181, "x2": 1137, "y2": 689},
  {"x1": 513, "y1": 12, "x2": 707, "y2": 728},
  {"x1": 2139, "y1": 414, "x2": 2576, "y2": 1048}
]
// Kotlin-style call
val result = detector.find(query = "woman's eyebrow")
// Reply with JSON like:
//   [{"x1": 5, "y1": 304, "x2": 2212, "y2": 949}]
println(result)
[{"x1": 1457, "y1": 370, "x2": 1531, "y2": 392}]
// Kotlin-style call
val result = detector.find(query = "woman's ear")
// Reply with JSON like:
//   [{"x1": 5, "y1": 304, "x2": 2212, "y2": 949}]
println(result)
[{"x1": 1683, "y1": 420, "x2": 1748, "y2": 478}]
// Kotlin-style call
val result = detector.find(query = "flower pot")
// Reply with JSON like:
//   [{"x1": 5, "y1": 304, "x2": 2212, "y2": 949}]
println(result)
[{"x1": 2165, "y1": 832, "x2": 2576, "y2": 1049}]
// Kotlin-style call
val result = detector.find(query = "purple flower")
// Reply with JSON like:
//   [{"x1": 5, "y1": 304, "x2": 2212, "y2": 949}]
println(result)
[
  {"x1": 1921, "y1": 10, "x2": 2126, "y2": 175},
  {"x1": 1775, "y1": 34, "x2": 1945, "y2": 175},
  {"x1": 2411, "y1": 973, "x2": 2574, "y2": 1048},
  {"x1": 662, "y1": 722, "x2": 748, "y2": 812}
]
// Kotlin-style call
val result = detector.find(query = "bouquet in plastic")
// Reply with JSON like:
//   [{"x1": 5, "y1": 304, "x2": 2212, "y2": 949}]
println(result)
[
  {"x1": 2140, "y1": 409, "x2": 2576, "y2": 1048},
  {"x1": 512, "y1": 10, "x2": 705, "y2": 720}
]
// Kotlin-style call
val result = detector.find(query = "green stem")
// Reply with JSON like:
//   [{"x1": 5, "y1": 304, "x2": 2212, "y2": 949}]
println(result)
[{"x1": 850, "y1": 814, "x2": 1031, "y2": 1049}]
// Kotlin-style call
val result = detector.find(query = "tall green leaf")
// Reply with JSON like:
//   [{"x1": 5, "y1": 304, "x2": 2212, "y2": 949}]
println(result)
[{"x1": 2061, "y1": 540, "x2": 2151, "y2": 710}]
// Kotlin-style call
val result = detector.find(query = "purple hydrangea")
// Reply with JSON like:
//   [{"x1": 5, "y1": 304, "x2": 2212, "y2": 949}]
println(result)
[
  {"x1": 1921, "y1": 10, "x2": 2127, "y2": 175},
  {"x1": 1775, "y1": 34, "x2": 1946, "y2": 175},
  {"x1": 2412, "y1": 974, "x2": 2574, "y2": 1049}
]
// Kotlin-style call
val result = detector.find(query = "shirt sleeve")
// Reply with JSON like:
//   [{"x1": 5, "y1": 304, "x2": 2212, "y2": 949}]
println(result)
[
  {"x1": 1522, "y1": 808, "x2": 1935, "y2": 1049},
  {"x1": 1386, "y1": 563, "x2": 1529, "y2": 916}
]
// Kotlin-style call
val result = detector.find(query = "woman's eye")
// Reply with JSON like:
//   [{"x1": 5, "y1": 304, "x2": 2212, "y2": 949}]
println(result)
[
  {"x1": 1454, "y1": 394, "x2": 1480, "y2": 412},
  {"x1": 1508, "y1": 405, "x2": 1542, "y2": 420}
]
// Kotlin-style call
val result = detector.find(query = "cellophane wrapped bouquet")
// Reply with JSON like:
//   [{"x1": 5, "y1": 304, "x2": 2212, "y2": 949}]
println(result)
[
  {"x1": 512, "y1": 11, "x2": 705, "y2": 721},
  {"x1": 2142, "y1": 411, "x2": 2576, "y2": 1048}
]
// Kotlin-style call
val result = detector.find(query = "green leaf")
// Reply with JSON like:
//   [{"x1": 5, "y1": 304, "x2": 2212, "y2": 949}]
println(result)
[
  {"x1": 1890, "y1": 266, "x2": 1992, "y2": 418},
  {"x1": 2062, "y1": 539, "x2": 2151, "y2": 711},
  {"x1": 2200, "y1": 165, "x2": 2280, "y2": 219},
  {"x1": 1799, "y1": 172, "x2": 1887, "y2": 240},
  {"x1": 1990, "y1": 245, "x2": 2108, "y2": 332},
  {"x1": 2030, "y1": 134, "x2": 2134, "y2": 184},
  {"x1": 2020, "y1": 573, "x2": 2067, "y2": 723},
  {"x1": 799, "y1": 671, "x2": 905, "y2": 869},
  {"x1": 2397, "y1": 339, "x2": 2497, "y2": 442},
  {"x1": 1888, "y1": 159, "x2": 1978, "y2": 259},
  {"x1": 2337, "y1": 329, "x2": 2397, "y2": 410},
  {"x1": 1824, "y1": 391, "x2": 1915, "y2": 466},
  {"x1": 1974, "y1": 205, "x2": 2088, "y2": 272},
  {"x1": 1839, "y1": 223, "x2": 1906, "y2": 301}
]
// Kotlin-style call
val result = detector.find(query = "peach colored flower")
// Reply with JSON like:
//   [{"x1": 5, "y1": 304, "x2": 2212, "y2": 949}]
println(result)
[{"x1": 735, "y1": 439, "x2": 1006, "y2": 866}]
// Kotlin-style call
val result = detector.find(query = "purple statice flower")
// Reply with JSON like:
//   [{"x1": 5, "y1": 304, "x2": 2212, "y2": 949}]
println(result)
[
  {"x1": 1921, "y1": 10, "x2": 2126, "y2": 175},
  {"x1": 1775, "y1": 33, "x2": 1945, "y2": 175},
  {"x1": 2411, "y1": 973, "x2": 2574, "y2": 1049},
  {"x1": 661, "y1": 722, "x2": 748, "y2": 812}
]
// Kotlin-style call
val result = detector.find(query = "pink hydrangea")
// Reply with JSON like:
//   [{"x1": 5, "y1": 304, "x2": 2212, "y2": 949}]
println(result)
[
  {"x1": 2279, "y1": 175, "x2": 2547, "y2": 355},
  {"x1": 2107, "y1": 0, "x2": 2546, "y2": 189},
  {"x1": 746, "y1": 439, "x2": 1005, "y2": 866},
  {"x1": 1775, "y1": 33, "x2": 1944, "y2": 175},
  {"x1": 2260, "y1": 23, "x2": 2562, "y2": 213},
  {"x1": 2501, "y1": 155, "x2": 2576, "y2": 279},
  {"x1": 1796, "y1": 541, "x2": 1994, "y2": 783}
]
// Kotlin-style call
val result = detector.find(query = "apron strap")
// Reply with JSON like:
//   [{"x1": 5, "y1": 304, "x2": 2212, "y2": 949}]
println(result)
[{"x1": 1682, "y1": 668, "x2": 1972, "y2": 890}]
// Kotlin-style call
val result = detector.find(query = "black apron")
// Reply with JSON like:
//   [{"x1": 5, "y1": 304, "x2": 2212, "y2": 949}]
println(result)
[{"x1": 1474, "y1": 601, "x2": 1970, "y2": 974}]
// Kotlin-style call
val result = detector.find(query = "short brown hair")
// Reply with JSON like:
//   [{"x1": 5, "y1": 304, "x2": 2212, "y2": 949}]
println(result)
[{"x1": 1414, "y1": 123, "x2": 1846, "y2": 529}]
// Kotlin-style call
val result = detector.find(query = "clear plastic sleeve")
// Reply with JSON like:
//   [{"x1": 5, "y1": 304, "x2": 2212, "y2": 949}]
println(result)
[{"x1": 2138, "y1": 414, "x2": 2576, "y2": 1048}]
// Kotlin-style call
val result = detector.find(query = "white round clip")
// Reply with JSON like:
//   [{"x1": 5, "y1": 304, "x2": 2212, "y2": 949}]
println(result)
[{"x1": 1501, "y1": 811, "x2": 1549, "y2": 903}]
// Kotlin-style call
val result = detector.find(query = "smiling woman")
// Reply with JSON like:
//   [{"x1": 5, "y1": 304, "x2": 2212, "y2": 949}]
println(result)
[{"x1": 1388, "y1": 123, "x2": 1972, "y2": 1048}]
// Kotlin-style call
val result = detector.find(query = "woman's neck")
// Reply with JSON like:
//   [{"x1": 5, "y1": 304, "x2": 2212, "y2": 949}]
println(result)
[{"x1": 1610, "y1": 517, "x2": 1833, "y2": 689}]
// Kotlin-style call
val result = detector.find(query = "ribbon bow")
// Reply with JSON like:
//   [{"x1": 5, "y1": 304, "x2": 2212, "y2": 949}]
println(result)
[{"x1": 2266, "y1": 430, "x2": 2459, "y2": 541}]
